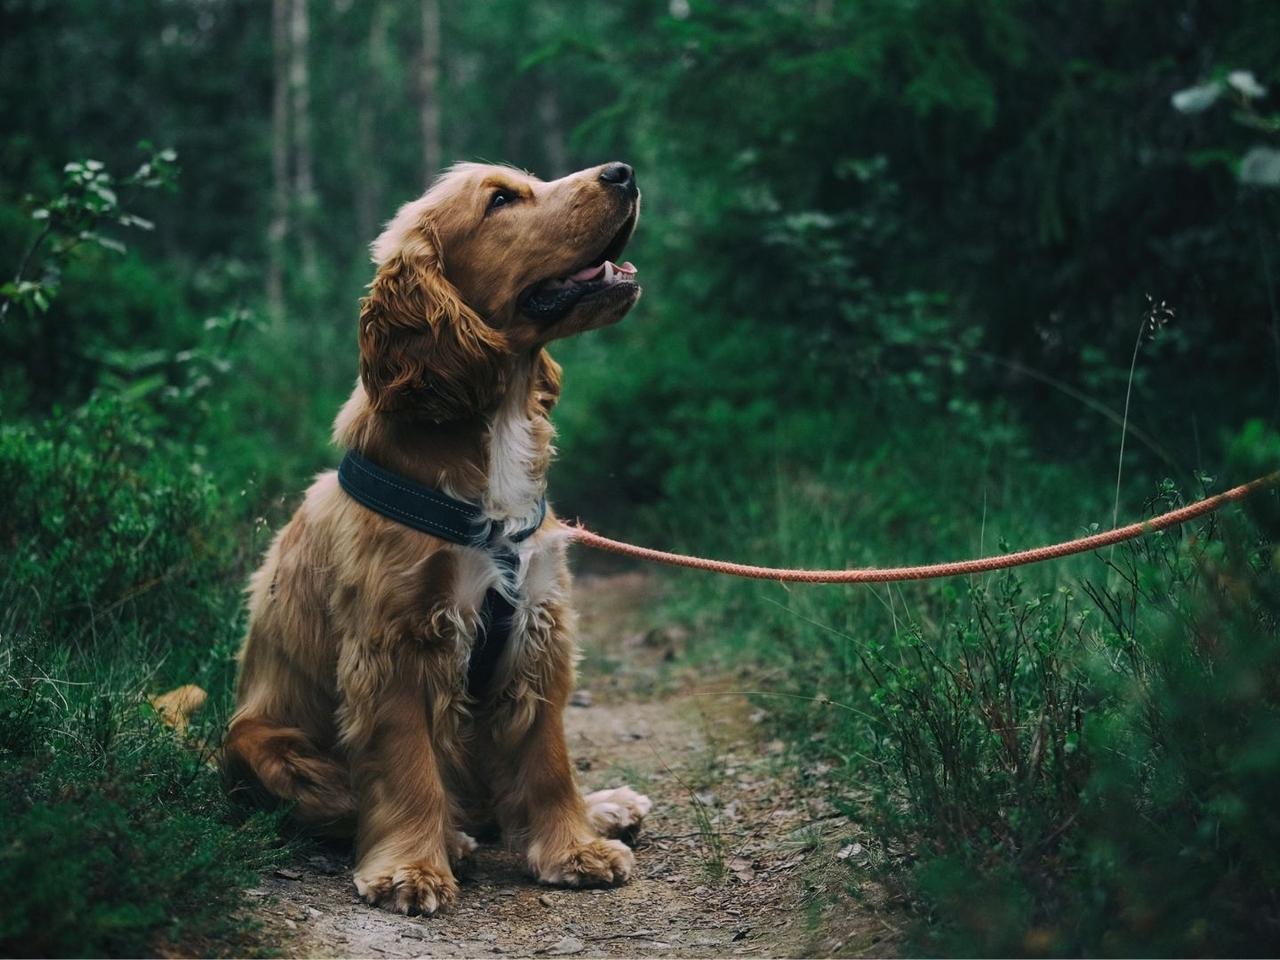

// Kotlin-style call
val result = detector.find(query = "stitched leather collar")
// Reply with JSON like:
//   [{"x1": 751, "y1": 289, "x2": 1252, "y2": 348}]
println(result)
[{"x1": 337, "y1": 449, "x2": 546, "y2": 548}]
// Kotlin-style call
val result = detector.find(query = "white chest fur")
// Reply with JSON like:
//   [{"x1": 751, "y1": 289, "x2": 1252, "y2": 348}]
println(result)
[
  {"x1": 482, "y1": 364, "x2": 548, "y2": 536},
  {"x1": 448, "y1": 359, "x2": 569, "y2": 694},
  {"x1": 447, "y1": 531, "x2": 571, "y2": 692}
]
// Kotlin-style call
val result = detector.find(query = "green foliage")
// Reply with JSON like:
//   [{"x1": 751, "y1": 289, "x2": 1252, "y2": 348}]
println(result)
[
  {"x1": 661, "y1": 427, "x2": 1280, "y2": 956},
  {"x1": 881, "y1": 494, "x2": 1280, "y2": 956},
  {"x1": 0, "y1": 392, "x2": 228, "y2": 648},
  {"x1": 1172, "y1": 68, "x2": 1280, "y2": 187},
  {"x1": 0, "y1": 638, "x2": 283, "y2": 958},
  {"x1": 1, "y1": 147, "x2": 177, "y2": 321},
  {"x1": 552, "y1": 0, "x2": 1280, "y2": 488},
  {"x1": 0, "y1": 381, "x2": 295, "y2": 957},
  {"x1": 0, "y1": 146, "x2": 299, "y2": 953}
]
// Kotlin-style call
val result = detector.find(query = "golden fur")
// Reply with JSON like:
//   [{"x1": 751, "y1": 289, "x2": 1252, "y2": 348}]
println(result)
[{"x1": 223, "y1": 162, "x2": 650, "y2": 915}]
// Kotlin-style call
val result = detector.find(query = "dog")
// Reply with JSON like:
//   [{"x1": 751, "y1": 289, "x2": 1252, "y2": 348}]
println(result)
[{"x1": 222, "y1": 161, "x2": 651, "y2": 915}]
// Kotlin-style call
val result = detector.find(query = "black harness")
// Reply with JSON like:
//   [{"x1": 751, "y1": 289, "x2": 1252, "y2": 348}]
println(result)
[{"x1": 337, "y1": 449, "x2": 546, "y2": 697}]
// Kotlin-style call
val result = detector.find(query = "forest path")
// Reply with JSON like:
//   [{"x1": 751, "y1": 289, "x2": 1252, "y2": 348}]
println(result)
[{"x1": 250, "y1": 570, "x2": 886, "y2": 958}]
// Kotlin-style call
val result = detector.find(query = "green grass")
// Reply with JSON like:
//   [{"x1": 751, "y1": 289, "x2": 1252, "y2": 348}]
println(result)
[
  {"x1": 619, "y1": 411, "x2": 1280, "y2": 956},
  {"x1": 0, "y1": 646, "x2": 285, "y2": 957}
]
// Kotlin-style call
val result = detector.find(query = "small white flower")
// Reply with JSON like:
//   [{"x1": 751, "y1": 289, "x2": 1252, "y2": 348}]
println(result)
[
  {"x1": 1171, "y1": 82, "x2": 1221, "y2": 114},
  {"x1": 1239, "y1": 147, "x2": 1280, "y2": 188},
  {"x1": 1228, "y1": 70, "x2": 1268, "y2": 100}
]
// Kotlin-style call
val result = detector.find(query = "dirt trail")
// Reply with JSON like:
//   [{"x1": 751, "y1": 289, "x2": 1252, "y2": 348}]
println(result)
[{"x1": 250, "y1": 571, "x2": 887, "y2": 958}]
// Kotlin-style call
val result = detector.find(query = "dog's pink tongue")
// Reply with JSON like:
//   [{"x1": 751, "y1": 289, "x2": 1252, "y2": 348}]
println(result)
[{"x1": 568, "y1": 261, "x2": 638, "y2": 282}]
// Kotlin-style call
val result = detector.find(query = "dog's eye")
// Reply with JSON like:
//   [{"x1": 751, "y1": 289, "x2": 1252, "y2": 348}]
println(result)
[{"x1": 488, "y1": 189, "x2": 519, "y2": 212}]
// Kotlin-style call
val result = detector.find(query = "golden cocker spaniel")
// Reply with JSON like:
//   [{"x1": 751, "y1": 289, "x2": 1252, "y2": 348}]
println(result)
[{"x1": 223, "y1": 161, "x2": 650, "y2": 915}]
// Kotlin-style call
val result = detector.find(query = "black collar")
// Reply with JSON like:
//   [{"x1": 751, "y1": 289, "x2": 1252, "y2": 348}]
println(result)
[
  {"x1": 337, "y1": 449, "x2": 547, "y2": 699},
  {"x1": 337, "y1": 449, "x2": 546, "y2": 548}
]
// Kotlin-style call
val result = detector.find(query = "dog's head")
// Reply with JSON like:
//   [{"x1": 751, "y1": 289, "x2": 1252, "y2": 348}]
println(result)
[{"x1": 360, "y1": 161, "x2": 641, "y2": 422}]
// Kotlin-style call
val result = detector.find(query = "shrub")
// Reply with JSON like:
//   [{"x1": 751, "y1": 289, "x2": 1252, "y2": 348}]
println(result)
[
  {"x1": 0, "y1": 391, "x2": 232, "y2": 662},
  {"x1": 0, "y1": 390, "x2": 286, "y2": 956},
  {"x1": 0, "y1": 638, "x2": 283, "y2": 957},
  {"x1": 875, "y1": 450, "x2": 1280, "y2": 956}
]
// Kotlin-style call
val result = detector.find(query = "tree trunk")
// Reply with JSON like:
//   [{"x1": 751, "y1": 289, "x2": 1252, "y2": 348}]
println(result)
[
  {"x1": 355, "y1": 0, "x2": 390, "y2": 247},
  {"x1": 289, "y1": 0, "x2": 318, "y2": 281},
  {"x1": 419, "y1": 0, "x2": 442, "y2": 184},
  {"x1": 537, "y1": 86, "x2": 568, "y2": 177},
  {"x1": 267, "y1": 0, "x2": 290, "y2": 321}
]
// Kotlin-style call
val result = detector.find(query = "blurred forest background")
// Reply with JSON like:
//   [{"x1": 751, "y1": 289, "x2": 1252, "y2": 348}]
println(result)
[{"x1": 2, "y1": 0, "x2": 1280, "y2": 955}]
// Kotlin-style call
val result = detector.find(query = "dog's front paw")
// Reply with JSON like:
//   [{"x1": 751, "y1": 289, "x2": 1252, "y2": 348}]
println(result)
[
  {"x1": 584, "y1": 786, "x2": 652, "y2": 843},
  {"x1": 447, "y1": 829, "x2": 478, "y2": 865},
  {"x1": 532, "y1": 837, "x2": 635, "y2": 887},
  {"x1": 354, "y1": 860, "x2": 458, "y2": 915}
]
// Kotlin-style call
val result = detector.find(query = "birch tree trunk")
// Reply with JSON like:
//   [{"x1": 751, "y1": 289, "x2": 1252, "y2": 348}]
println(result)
[
  {"x1": 538, "y1": 86, "x2": 568, "y2": 177},
  {"x1": 419, "y1": 0, "x2": 442, "y2": 184},
  {"x1": 289, "y1": 0, "x2": 318, "y2": 281},
  {"x1": 267, "y1": 0, "x2": 291, "y2": 320},
  {"x1": 355, "y1": 0, "x2": 390, "y2": 246}
]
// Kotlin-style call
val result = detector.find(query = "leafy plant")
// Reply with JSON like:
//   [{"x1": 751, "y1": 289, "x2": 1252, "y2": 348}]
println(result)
[
  {"x1": 0, "y1": 391, "x2": 231, "y2": 649},
  {"x1": 1, "y1": 146, "x2": 177, "y2": 322},
  {"x1": 0, "y1": 637, "x2": 284, "y2": 958}
]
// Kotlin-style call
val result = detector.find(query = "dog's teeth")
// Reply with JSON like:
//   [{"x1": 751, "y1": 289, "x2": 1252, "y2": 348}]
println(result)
[{"x1": 603, "y1": 261, "x2": 615, "y2": 283}]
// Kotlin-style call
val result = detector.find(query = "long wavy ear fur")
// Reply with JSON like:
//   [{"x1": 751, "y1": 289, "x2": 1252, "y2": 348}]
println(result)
[{"x1": 358, "y1": 235, "x2": 508, "y2": 421}]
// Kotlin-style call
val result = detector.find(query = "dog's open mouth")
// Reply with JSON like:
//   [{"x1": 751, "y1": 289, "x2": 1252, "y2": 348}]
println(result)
[{"x1": 520, "y1": 214, "x2": 639, "y2": 323}]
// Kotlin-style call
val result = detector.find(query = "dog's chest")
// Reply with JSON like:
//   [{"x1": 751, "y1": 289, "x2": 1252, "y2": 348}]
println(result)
[
  {"x1": 446, "y1": 535, "x2": 568, "y2": 676},
  {"x1": 448, "y1": 364, "x2": 565, "y2": 685},
  {"x1": 449, "y1": 537, "x2": 563, "y2": 613}
]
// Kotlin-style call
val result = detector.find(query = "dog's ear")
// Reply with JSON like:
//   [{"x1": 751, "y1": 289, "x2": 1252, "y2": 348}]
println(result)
[{"x1": 358, "y1": 232, "x2": 508, "y2": 421}]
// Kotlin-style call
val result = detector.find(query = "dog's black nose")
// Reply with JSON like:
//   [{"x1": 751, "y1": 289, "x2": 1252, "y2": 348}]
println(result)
[{"x1": 599, "y1": 161, "x2": 636, "y2": 190}]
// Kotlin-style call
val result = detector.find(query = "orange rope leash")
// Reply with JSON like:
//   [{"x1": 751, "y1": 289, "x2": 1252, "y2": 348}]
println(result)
[{"x1": 566, "y1": 473, "x2": 1279, "y2": 584}]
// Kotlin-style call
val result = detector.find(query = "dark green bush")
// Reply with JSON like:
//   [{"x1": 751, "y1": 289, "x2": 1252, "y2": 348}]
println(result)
[
  {"x1": 878, "y1": 528, "x2": 1279, "y2": 955},
  {"x1": 0, "y1": 381, "x2": 289, "y2": 956},
  {"x1": 0, "y1": 640, "x2": 283, "y2": 958},
  {"x1": 841, "y1": 443, "x2": 1279, "y2": 956},
  {"x1": 0, "y1": 391, "x2": 230, "y2": 656}
]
